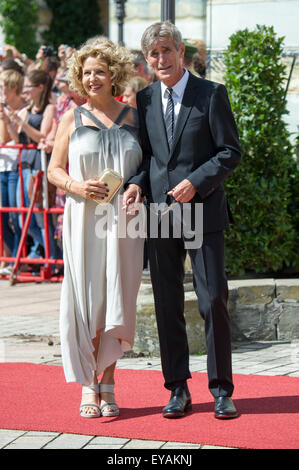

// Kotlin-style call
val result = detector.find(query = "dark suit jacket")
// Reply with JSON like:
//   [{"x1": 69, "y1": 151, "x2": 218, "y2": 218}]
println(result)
[{"x1": 128, "y1": 72, "x2": 241, "y2": 234}]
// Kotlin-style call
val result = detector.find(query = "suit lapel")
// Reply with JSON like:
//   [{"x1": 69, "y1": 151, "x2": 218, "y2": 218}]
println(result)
[
  {"x1": 147, "y1": 82, "x2": 169, "y2": 160},
  {"x1": 169, "y1": 74, "x2": 200, "y2": 159}
]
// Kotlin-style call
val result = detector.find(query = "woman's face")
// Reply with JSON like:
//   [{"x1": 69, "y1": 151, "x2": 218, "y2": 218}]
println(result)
[
  {"x1": 0, "y1": 82, "x2": 17, "y2": 104},
  {"x1": 122, "y1": 86, "x2": 137, "y2": 108},
  {"x1": 54, "y1": 72, "x2": 69, "y2": 93},
  {"x1": 23, "y1": 76, "x2": 43, "y2": 103},
  {"x1": 82, "y1": 56, "x2": 112, "y2": 98}
]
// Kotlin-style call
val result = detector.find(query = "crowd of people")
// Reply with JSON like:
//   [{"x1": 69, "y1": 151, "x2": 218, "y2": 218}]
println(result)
[{"x1": 0, "y1": 37, "x2": 206, "y2": 277}]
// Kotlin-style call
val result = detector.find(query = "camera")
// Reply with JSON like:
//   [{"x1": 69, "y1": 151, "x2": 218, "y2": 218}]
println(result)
[{"x1": 43, "y1": 46, "x2": 56, "y2": 57}]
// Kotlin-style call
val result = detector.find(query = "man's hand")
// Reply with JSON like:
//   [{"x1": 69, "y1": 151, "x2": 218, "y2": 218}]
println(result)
[
  {"x1": 168, "y1": 179, "x2": 197, "y2": 202},
  {"x1": 123, "y1": 184, "x2": 142, "y2": 214}
]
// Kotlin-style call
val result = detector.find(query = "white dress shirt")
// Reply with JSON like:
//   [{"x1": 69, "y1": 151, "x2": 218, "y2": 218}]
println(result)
[{"x1": 161, "y1": 69, "x2": 189, "y2": 130}]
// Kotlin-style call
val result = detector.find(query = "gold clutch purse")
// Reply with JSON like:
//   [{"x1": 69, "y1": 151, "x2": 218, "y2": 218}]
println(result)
[{"x1": 90, "y1": 168, "x2": 123, "y2": 204}]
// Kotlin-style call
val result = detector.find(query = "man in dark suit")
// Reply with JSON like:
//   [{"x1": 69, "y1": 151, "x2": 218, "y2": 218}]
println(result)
[{"x1": 123, "y1": 22, "x2": 241, "y2": 419}]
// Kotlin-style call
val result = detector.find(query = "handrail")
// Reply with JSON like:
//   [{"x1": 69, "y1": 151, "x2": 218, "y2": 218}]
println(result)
[{"x1": 0, "y1": 143, "x2": 64, "y2": 284}]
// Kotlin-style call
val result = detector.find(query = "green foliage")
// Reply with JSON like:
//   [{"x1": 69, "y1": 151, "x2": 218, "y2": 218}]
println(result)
[
  {"x1": 42, "y1": 0, "x2": 103, "y2": 50},
  {"x1": 0, "y1": 0, "x2": 39, "y2": 58},
  {"x1": 223, "y1": 25, "x2": 298, "y2": 276}
]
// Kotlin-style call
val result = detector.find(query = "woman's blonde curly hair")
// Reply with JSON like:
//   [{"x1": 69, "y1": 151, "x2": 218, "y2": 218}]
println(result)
[{"x1": 67, "y1": 36, "x2": 133, "y2": 98}]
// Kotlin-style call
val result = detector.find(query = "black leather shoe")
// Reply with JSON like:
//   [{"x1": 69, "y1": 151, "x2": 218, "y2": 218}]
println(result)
[
  {"x1": 214, "y1": 397, "x2": 238, "y2": 419},
  {"x1": 162, "y1": 386, "x2": 192, "y2": 418}
]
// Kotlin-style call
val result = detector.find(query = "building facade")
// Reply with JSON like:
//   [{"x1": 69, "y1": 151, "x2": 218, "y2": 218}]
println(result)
[
  {"x1": 0, "y1": 1, "x2": 298, "y2": 135},
  {"x1": 108, "y1": 0, "x2": 298, "y2": 136}
]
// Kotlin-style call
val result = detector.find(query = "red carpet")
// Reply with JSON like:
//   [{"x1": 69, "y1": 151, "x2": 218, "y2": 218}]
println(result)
[{"x1": 0, "y1": 363, "x2": 299, "y2": 449}]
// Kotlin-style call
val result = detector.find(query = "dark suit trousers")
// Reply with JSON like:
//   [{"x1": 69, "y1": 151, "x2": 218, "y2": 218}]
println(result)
[{"x1": 147, "y1": 215, "x2": 234, "y2": 398}]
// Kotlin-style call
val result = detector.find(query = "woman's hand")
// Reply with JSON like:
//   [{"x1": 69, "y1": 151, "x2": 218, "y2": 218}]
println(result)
[
  {"x1": 6, "y1": 108, "x2": 21, "y2": 126},
  {"x1": 72, "y1": 178, "x2": 110, "y2": 201},
  {"x1": 38, "y1": 138, "x2": 53, "y2": 153},
  {"x1": 36, "y1": 45, "x2": 47, "y2": 61},
  {"x1": 57, "y1": 44, "x2": 74, "y2": 66},
  {"x1": 0, "y1": 105, "x2": 9, "y2": 124},
  {"x1": 57, "y1": 44, "x2": 67, "y2": 66},
  {"x1": 4, "y1": 44, "x2": 21, "y2": 60}
]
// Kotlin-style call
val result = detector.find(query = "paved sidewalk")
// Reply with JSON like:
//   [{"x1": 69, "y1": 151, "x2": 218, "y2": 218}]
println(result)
[{"x1": 0, "y1": 280, "x2": 298, "y2": 449}]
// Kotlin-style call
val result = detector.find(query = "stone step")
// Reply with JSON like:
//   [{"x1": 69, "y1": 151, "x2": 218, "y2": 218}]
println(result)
[{"x1": 134, "y1": 278, "x2": 299, "y2": 355}]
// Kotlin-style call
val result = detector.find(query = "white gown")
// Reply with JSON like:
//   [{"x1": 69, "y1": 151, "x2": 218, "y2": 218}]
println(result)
[{"x1": 60, "y1": 105, "x2": 145, "y2": 385}]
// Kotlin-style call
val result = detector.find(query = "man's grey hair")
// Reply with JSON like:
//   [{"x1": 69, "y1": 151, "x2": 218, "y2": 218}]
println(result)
[{"x1": 141, "y1": 21, "x2": 182, "y2": 56}]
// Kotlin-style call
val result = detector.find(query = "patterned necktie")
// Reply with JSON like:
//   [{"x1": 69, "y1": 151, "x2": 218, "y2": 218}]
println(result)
[{"x1": 165, "y1": 87, "x2": 174, "y2": 149}]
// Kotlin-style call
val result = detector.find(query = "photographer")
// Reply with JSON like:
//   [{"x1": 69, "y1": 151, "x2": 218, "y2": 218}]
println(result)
[
  {"x1": 29, "y1": 46, "x2": 60, "y2": 104},
  {"x1": 35, "y1": 45, "x2": 53, "y2": 68}
]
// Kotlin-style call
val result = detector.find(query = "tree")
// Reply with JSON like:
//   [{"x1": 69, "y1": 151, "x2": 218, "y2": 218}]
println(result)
[
  {"x1": 0, "y1": 0, "x2": 39, "y2": 58},
  {"x1": 223, "y1": 25, "x2": 298, "y2": 275},
  {"x1": 42, "y1": 0, "x2": 102, "y2": 49}
]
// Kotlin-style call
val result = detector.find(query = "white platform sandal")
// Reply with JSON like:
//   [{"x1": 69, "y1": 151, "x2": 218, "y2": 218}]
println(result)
[
  {"x1": 99, "y1": 384, "x2": 120, "y2": 417},
  {"x1": 79, "y1": 383, "x2": 101, "y2": 418}
]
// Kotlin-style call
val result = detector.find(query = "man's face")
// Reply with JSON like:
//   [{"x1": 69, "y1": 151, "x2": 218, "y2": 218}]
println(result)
[{"x1": 146, "y1": 38, "x2": 185, "y2": 87}]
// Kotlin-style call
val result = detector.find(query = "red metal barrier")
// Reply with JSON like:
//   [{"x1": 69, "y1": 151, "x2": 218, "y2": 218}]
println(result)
[{"x1": 0, "y1": 144, "x2": 64, "y2": 285}]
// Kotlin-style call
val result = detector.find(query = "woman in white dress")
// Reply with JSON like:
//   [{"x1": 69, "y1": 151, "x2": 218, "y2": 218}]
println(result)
[{"x1": 48, "y1": 37, "x2": 145, "y2": 418}]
